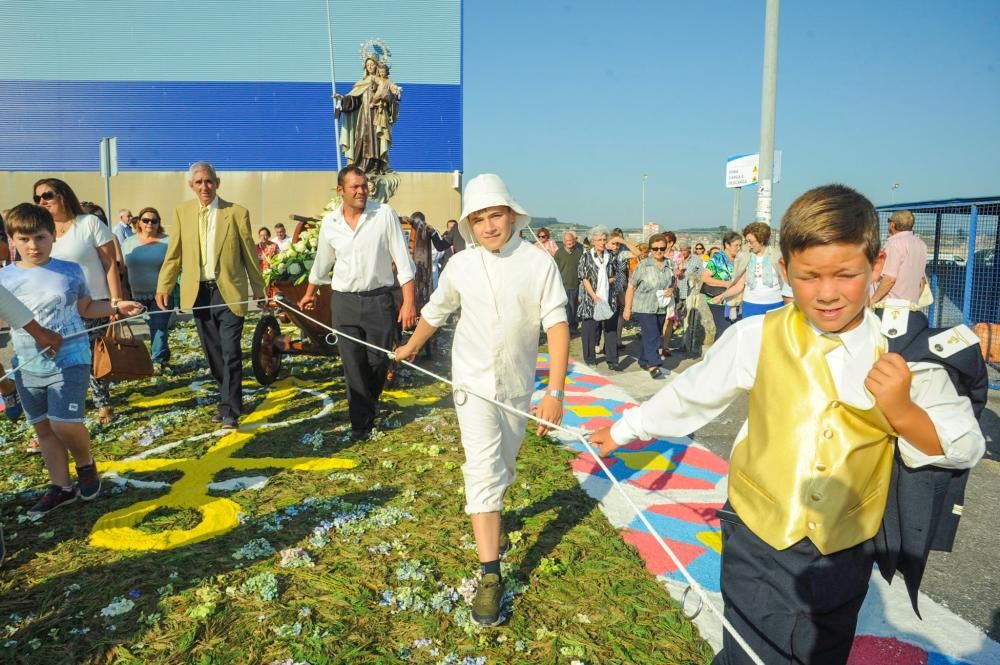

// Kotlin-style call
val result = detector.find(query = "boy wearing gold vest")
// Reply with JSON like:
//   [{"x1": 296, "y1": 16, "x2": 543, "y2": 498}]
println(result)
[{"x1": 592, "y1": 185, "x2": 985, "y2": 665}]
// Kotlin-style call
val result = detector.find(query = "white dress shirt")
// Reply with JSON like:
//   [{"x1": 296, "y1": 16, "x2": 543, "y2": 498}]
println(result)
[
  {"x1": 611, "y1": 309, "x2": 985, "y2": 470},
  {"x1": 421, "y1": 236, "x2": 568, "y2": 401},
  {"x1": 199, "y1": 197, "x2": 219, "y2": 281},
  {"x1": 307, "y1": 201, "x2": 414, "y2": 291}
]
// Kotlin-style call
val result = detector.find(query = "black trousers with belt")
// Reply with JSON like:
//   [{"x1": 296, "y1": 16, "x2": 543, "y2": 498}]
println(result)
[
  {"x1": 713, "y1": 502, "x2": 875, "y2": 665},
  {"x1": 193, "y1": 281, "x2": 245, "y2": 420},
  {"x1": 330, "y1": 288, "x2": 396, "y2": 437}
]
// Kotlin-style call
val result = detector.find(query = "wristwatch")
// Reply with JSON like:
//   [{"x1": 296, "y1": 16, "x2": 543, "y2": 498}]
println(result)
[{"x1": 546, "y1": 389, "x2": 565, "y2": 401}]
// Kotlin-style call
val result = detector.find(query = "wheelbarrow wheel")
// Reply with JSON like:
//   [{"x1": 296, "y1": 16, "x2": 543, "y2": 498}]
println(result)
[{"x1": 251, "y1": 314, "x2": 283, "y2": 385}]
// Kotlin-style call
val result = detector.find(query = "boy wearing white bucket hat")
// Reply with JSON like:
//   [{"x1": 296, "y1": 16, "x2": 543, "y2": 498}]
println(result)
[{"x1": 395, "y1": 174, "x2": 570, "y2": 626}]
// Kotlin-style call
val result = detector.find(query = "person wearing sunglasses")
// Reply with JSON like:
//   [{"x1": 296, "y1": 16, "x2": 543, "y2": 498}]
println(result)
[
  {"x1": 623, "y1": 233, "x2": 675, "y2": 378},
  {"x1": 33, "y1": 178, "x2": 124, "y2": 427},
  {"x1": 122, "y1": 208, "x2": 172, "y2": 374},
  {"x1": 532, "y1": 227, "x2": 558, "y2": 256}
]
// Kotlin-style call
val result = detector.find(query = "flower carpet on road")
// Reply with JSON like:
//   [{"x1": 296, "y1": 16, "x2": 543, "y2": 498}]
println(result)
[
  {"x1": 0, "y1": 320, "x2": 712, "y2": 665},
  {"x1": 536, "y1": 354, "x2": 1000, "y2": 665}
]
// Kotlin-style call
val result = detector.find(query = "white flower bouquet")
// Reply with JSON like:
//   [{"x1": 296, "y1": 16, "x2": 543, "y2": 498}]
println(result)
[{"x1": 263, "y1": 193, "x2": 340, "y2": 286}]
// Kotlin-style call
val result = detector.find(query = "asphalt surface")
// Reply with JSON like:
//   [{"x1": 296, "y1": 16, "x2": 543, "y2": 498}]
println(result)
[{"x1": 570, "y1": 322, "x2": 1000, "y2": 641}]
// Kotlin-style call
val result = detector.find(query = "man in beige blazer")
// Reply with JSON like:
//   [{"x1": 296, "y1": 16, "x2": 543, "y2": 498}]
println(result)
[{"x1": 155, "y1": 161, "x2": 264, "y2": 429}]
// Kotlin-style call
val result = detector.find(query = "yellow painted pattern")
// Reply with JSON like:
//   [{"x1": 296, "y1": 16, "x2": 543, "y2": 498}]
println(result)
[
  {"x1": 697, "y1": 530, "x2": 722, "y2": 554},
  {"x1": 91, "y1": 377, "x2": 356, "y2": 551},
  {"x1": 565, "y1": 404, "x2": 613, "y2": 418},
  {"x1": 615, "y1": 451, "x2": 678, "y2": 472},
  {"x1": 381, "y1": 389, "x2": 443, "y2": 407}
]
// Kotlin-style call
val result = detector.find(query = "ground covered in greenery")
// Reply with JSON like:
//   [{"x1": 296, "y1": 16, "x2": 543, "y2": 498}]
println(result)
[{"x1": 0, "y1": 318, "x2": 711, "y2": 664}]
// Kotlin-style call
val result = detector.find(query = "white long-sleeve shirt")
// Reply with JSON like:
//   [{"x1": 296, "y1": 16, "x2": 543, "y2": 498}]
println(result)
[
  {"x1": 610, "y1": 309, "x2": 985, "y2": 470},
  {"x1": 421, "y1": 236, "x2": 568, "y2": 400},
  {"x1": 308, "y1": 201, "x2": 414, "y2": 291}
]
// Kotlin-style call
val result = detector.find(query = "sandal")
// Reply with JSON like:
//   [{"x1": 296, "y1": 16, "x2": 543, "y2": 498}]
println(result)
[{"x1": 98, "y1": 406, "x2": 114, "y2": 426}]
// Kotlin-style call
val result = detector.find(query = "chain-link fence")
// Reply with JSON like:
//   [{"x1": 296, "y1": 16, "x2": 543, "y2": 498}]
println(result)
[{"x1": 878, "y1": 198, "x2": 1000, "y2": 390}]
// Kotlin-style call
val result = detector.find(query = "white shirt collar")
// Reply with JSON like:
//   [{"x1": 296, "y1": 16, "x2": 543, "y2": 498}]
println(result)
[
  {"x1": 199, "y1": 196, "x2": 220, "y2": 211},
  {"x1": 806, "y1": 307, "x2": 880, "y2": 359}
]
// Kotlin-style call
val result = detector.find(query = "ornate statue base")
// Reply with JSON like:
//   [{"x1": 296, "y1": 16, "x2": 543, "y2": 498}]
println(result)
[{"x1": 367, "y1": 171, "x2": 400, "y2": 203}]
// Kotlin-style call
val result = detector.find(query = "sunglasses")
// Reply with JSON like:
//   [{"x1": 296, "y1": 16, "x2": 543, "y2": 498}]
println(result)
[
  {"x1": 650, "y1": 246, "x2": 667, "y2": 251},
  {"x1": 33, "y1": 191, "x2": 57, "y2": 203},
  {"x1": 538, "y1": 235, "x2": 549, "y2": 240},
  {"x1": 140, "y1": 218, "x2": 160, "y2": 224}
]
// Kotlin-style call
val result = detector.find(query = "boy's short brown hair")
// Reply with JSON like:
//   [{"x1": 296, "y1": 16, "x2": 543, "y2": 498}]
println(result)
[
  {"x1": 779, "y1": 184, "x2": 880, "y2": 265},
  {"x1": 4, "y1": 203, "x2": 55, "y2": 237}
]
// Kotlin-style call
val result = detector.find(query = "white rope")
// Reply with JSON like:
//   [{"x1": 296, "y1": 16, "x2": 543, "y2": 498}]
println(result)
[{"x1": 275, "y1": 296, "x2": 763, "y2": 664}]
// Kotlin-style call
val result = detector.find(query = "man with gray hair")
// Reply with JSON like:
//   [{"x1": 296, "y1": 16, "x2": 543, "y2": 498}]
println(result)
[
  {"x1": 156, "y1": 161, "x2": 265, "y2": 429},
  {"x1": 553, "y1": 230, "x2": 583, "y2": 333},
  {"x1": 872, "y1": 210, "x2": 928, "y2": 305},
  {"x1": 113, "y1": 208, "x2": 134, "y2": 246}
]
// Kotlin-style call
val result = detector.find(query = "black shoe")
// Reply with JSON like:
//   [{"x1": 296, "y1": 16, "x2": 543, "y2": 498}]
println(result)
[
  {"x1": 220, "y1": 416, "x2": 238, "y2": 431},
  {"x1": 350, "y1": 429, "x2": 372, "y2": 442},
  {"x1": 211, "y1": 412, "x2": 223, "y2": 423},
  {"x1": 28, "y1": 485, "x2": 77, "y2": 518},
  {"x1": 648, "y1": 367, "x2": 662, "y2": 379},
  {"x1": 75, "y1": 462, "x2": 102, "y2": 501}
]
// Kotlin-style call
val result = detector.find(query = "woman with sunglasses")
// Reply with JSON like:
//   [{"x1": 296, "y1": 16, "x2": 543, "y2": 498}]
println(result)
[
  {"x1": 532, "y1": 227, "x2": 558, "y2": 256},
  {"x1": 33, "y1": 178, "x2": 123, "y2": 425},
  {"x1": 623, "y1": 233, "x2": 675, "y2": 378},
  {"x1": 122, "y1": 208, "x2": 172, "y2": 373}
]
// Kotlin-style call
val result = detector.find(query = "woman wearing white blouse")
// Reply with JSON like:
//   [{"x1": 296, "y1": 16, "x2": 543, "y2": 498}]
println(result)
[{"x1": 33, "y1": 178, "x2": 123, "y2": 426}]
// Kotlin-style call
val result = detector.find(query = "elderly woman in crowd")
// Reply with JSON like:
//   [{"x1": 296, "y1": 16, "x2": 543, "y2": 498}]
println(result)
[
  {"x1": 122, "y1": 207, "x2": 172, "y2": 373},
  {"x1": 577, "y1": 225, "x2": 620, "y2": 370},
  {"x1": 710, "y1": 222, "x2": 785, "y2": 318},
  {"x1": 33, "y1": 178, "x2": 123, "y2": 425},
  {"x1": 256, "y1": 226, "x2": 280, "y2": 273},
  {"x1": 700, "y1": 231, "x2": 742, "y2": 338},
  {"x1": 623, "y1": 233, "x2": 675, "y2": 378}
]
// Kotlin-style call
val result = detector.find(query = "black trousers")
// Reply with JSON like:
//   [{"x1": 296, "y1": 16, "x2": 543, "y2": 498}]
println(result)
[
  {"x1": 565, "y1": 287, "x2": 579, "y2": 331},
  {"x1": 709, "y1": 303, "x2": 734, "y2": 339},
  {"x1": 713, "y1": 504, "x2": 874, "y2": 665},
  {"x1": 581, "y1": 316, "x2": 618, "y2": 367},
  {"x1": 193, "y1": 282, "x2": 245, "y2": 420},
  {"x1": 331, "y1": 289, "x2": 396, "y2": 436}
]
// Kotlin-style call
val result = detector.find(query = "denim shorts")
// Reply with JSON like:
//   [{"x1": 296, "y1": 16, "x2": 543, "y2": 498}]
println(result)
[{"x1": 13, "y1": 364, "x2": 90, "y2": 425}]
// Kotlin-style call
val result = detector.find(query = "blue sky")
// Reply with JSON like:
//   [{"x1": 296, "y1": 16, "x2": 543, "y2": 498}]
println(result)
[{"x1": 463, "y1": 1, "x2": 1000, "y2": 230}]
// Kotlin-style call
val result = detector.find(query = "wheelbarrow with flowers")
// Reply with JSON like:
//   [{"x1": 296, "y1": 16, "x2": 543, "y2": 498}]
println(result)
[{"x1": 250, "y1": 213, "x2": 435, "y2": 385}]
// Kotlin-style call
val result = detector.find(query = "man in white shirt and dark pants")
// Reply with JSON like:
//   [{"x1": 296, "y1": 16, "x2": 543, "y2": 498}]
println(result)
[{"x1": 299, "y1": 166, "x2": 417, "y2": 440}]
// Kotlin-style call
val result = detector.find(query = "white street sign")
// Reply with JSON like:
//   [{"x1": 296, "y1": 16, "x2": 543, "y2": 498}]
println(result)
[{"x1": 725, "y1": 151, "x2": 781, "y2": 188}]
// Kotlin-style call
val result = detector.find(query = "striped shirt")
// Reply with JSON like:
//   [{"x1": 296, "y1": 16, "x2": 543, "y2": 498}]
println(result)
[{"x1": 629, "y1": 257, "x2": 675, "y2": 314}]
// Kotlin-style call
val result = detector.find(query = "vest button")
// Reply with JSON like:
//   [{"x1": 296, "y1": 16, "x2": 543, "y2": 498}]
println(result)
[
  {"x1": 822, "y1": 429, "x2": 834, "y2": 439},
  {"x1": 830, "y1": 401, "x2": 841, "y2": 408},
  {"x1": 811, "y1": 493, "x2": 823, "y2": 502},
  {"x1": 816, "y1": 463, "x2": 828, "y2": 472},
  {"x1": 807, "y1": 521, "x2": 817, "y2": 530}
]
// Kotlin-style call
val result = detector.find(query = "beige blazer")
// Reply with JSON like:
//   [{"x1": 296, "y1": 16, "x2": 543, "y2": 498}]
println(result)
[{"x1": 156, "y1": 198, "x2": 265, "y2": 316}]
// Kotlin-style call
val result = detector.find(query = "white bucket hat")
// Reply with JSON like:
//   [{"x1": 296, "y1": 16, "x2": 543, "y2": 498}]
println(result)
[{"x1": 457, "y1": 174, "x2": 531, "y2": 245}]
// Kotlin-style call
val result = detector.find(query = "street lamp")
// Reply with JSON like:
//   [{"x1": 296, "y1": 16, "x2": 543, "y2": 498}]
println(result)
[
  {"x1": 641, "y1": 174, "x2": 648, "y2": 227},
  {"x1": 891, "y1": 182, "x2": 900, "y2": 204}
]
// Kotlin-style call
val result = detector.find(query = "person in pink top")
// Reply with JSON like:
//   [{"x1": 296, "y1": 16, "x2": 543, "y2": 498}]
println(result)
[
  {"x1": 533, "y1": 227, "x2": 558, "y2": 256},
  {"x1": 872, "y1": 210, "x2": 928, "y2": 305}
]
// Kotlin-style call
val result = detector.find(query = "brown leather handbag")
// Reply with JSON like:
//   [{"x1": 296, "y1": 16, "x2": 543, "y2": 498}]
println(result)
[{"x1": 92, "y1": 321, "x2": 154, "y2": 381}]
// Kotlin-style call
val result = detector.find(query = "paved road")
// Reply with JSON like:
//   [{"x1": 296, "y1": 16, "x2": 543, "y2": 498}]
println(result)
[{"x1": 571, "y1": 324, "x2": 1000, "y2": 641}]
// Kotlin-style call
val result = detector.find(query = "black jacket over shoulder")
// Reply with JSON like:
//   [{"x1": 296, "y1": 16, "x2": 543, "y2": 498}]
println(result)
[{"x1": 873, "y1": 309, "x2": 988, "y2": 618}]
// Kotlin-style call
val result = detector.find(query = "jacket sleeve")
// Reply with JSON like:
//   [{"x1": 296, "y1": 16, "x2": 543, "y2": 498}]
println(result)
[{"x1": 156, "y1": 207, "x2": 184, "y2": 294}]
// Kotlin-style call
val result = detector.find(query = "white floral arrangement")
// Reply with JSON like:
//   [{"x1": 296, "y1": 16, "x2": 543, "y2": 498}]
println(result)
[{"x1": 263, "y1": 192, "x2": 341, "y2": 286}]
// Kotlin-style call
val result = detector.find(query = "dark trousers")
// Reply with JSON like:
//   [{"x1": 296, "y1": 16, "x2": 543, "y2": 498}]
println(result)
[
  {"x1": 193, "y1": 282, "x2": 245, "y2": 420},
  {"x1": 636, "y1": 312, "x2": 666, "y2": 368},
  {"x1": 709, "y1": 303, "x2": 734, "y2": 340},
  {"x1": 331, "y1": 289, "x2": 396, "y2": 436},
  {"x1": 565, "y1": 288, "x2": 579, "y2": 331},
  {"x1": 581, "y1": 316, "x2": 618, "y2": 367},
  {"x1": 713, "y1": 504, "x2": 874, "y2": 665}
]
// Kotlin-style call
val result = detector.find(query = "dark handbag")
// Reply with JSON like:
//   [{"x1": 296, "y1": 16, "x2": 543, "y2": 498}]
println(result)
[{"x1": 92, "y1": 321, "x2": 154, "y2": 381}]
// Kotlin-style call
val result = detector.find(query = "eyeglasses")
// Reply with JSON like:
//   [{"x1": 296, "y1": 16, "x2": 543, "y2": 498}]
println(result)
[
  {"x1": 140, "y1": 218, "x2": 160, "y2": 224},
  {"x1": 650, "y1": 246, "x2": 667, "y2": 252},
  {"x1": 33, "y1": 191, "x2": 57, "y2": 203}
]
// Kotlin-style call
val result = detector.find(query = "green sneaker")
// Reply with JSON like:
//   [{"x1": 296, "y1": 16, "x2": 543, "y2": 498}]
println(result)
[{"x1": 471, "y1": 573, "x2": 503, "y2": 626}]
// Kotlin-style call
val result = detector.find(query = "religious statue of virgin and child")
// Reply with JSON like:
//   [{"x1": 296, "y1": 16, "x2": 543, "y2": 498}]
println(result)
[{"x1": 336, "y1": 38, "x2": 401, "y2": 175}]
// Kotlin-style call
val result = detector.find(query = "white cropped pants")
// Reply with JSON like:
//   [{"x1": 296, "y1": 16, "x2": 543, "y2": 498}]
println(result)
[{"x1": 455, "y1": 392, "x2": 531, "y2": 514}]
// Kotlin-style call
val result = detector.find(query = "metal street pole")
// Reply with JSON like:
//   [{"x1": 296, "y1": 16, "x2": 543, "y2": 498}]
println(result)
[
  {"x1": 755, "y1": 0, "x2": 780, "y2": 226},
  {"x1": 891, "y1": 182, "x2": 900, "y2": 204},
  {"x1": 732, "y1": 187, "x2": 742, "y2": 230},
  {"x1": 641, "y1": 174, "x2": 648, "y2": 228}
]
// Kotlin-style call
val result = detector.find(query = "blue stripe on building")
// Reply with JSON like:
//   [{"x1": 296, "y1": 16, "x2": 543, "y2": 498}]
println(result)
[{"x1": 0, "y1": 81, "x2": 461, "y2": 172}]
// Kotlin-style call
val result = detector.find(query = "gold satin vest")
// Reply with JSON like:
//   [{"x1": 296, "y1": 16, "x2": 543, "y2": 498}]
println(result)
[{"x1": 729, "y1": 305, "x2": 896, "y2": 555}]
